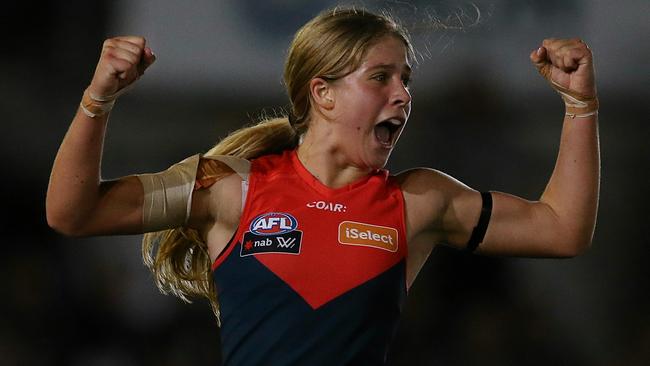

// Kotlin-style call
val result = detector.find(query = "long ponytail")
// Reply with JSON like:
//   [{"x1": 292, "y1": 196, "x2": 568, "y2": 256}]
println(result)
[{"x1": 141, "y1": 117, "x2": 298, "y2": 322}]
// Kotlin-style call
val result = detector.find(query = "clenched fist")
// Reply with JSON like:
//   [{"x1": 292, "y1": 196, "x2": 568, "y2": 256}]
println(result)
[
  {"x1": 88, "y1": 36, "x2": 156, "y2": 98},
  {"x1": 530, "y1": 38, "x2": 596, "y2": 99}
]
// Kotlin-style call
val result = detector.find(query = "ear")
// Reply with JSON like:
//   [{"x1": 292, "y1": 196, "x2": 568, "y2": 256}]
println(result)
[{"x1": 309, "y1": 77, "x2": 335, "y2": 111}]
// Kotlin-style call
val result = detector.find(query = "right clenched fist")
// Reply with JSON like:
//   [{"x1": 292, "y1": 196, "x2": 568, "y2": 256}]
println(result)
[{"x1": 88, "y1": 36, "x2": 156, "y2": 98}]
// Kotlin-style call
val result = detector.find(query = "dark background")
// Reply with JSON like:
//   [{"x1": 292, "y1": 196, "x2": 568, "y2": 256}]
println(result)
[{"x1": 1, "y1": 0, "x2": 648, "y2": 365}]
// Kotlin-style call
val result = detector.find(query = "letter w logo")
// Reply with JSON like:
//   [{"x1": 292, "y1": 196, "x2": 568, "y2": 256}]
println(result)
[{"x1": 276, "y1": 237, "x2": 296, "y2": 248}]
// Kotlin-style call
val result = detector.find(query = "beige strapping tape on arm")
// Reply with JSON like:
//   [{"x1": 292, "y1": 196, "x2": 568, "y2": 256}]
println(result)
[
  {"x1": 136, "y1": 154, "x2": 201, "y2": 232},
  {"x1": 203, "y1": 154, "x2": 251, "y2": 181},
  {"x1": 136, "y1": 154, "x2": 251, "y2": 232}
]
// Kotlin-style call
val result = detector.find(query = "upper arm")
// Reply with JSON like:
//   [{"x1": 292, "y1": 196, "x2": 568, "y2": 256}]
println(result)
[
  {"x1": 398, "y1": 168, "x2": 586, "y2": 258},
  {"x1": 397, "y1": 168, "x2": 479, "y2": 285},
  {"x1": 61, "y1": 175, "x2": 145, "y2": 236},
  {"x1": 65, "y1": 157, "x2": 222, "y2": 236},
  {"x1": 48, "y1": 155, "x2": 243, "y2": 238},
  {"x1": 187, "y1": 159, "x2": 245, "y2": 261},
  {"x1": 187, "y1": 158, "x2": 243, "y2": 234},
  {"x1": 397, "y1": 168, "x2": 481, "y2": 248},
  {"x1": 478, "y1": 192, "x2": 586, "y2": 257}
]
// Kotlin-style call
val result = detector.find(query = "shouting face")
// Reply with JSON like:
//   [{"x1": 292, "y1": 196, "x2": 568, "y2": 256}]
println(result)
[{"x1": 321, "y1": 35, "x2": 412, "y2": 170}]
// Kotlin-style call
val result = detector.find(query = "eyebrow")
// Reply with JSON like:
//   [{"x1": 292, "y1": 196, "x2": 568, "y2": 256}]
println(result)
[{"x1": 365, "y1": 63, "x2": 412, "y2": 75}]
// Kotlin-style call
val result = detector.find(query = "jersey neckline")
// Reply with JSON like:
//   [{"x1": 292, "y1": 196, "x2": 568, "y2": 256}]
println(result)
[{"x1": 289, "y1": 149, "x2": 387, "y2": 197}]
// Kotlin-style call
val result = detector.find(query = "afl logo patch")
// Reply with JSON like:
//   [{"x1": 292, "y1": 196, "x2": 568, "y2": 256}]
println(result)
[
  {"x1": 250, "y1": 212, "x2": 298, "y2": 236},
  {"x1": 241, "y1": 212, "x2": 303, "y2": 257}
]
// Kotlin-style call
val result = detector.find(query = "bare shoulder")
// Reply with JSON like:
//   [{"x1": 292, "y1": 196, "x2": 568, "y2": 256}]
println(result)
[
  {"x1": 393, "y1": 168, "x2": 478, "y2": 241},
  {"x1": 393, "y1": 168, "x2": 480, "y2": 285},
  {"x1": 188, "y1": 159, "x2": 245, "y2": 231},
  {"x1": 190, "y1": 161, "x2": 245, "y2": 262},
  {"x1": 393, "y1": 168, "x2": 472, "y2": 219},
  {"x1": 394, "y1": 167, "x2": 470, "y2": 194}
]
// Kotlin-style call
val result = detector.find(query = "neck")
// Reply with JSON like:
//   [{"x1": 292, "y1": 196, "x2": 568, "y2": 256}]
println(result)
[{"x1": 296, "y1": 124, "x2": 373, "y2": 189}]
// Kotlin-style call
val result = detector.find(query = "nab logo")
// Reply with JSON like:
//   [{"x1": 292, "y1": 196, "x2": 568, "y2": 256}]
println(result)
[
  {"x1": 250, "y1": 212, "x2": 297, "y2": 236},
  {"x1": 241, "y1": 212, "x2": 302, "y2": 257}
]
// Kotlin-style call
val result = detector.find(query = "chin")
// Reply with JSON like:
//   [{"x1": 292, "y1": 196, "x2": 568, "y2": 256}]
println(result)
[{"x1": 366, "y1": 151, "x2": 393, "y2": 170}]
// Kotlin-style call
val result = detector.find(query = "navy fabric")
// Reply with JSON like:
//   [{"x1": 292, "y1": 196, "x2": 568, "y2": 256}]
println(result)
[{"x1": 214, "y1": 247, "x2": 406, "y2": 366}]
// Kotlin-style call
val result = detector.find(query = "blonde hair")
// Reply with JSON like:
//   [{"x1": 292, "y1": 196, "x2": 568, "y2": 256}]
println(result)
[
  {"x1": 286, "y1": 7, "x2": 414, "y2": 129},
  {"x1": 141, "y1": 118, "x2": 297, "y2": 322},
  {"x1": 142, "y1": 7, "x2": 414, "y2": 322}
]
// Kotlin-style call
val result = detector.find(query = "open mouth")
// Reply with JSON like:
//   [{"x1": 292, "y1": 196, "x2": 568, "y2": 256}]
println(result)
[{"x1": 374, "y1": 118, "x2": 403, "y2": 147}]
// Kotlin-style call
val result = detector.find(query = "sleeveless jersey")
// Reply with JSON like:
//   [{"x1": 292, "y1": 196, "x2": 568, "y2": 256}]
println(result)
[{"x1": 211, "y1": 149, "x2": 408, "y2": 366}]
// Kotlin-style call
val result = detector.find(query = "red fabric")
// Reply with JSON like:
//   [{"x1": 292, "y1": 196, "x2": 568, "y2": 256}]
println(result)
[{"x1": 212, "y1": 149, "x2": 407, "y2": 309}]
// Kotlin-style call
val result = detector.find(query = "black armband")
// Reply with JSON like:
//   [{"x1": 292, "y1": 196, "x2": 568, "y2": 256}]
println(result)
[{"x1": 466, "y1": 191, "x2": 493, "y2": 252}]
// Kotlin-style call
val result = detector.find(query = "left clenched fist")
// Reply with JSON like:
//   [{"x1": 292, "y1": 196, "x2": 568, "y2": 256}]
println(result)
[{"x1": 530, "y1": 38, "x2": 596, "y2": 98}]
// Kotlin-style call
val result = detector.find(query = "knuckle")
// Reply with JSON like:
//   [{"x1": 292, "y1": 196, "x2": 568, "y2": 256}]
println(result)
[
  {"x1": 102, "y1": 49, "x2": 116, "y2": 60},
  {"x1": 133, "y1": 36, "x2": 146, "y2": 47}
]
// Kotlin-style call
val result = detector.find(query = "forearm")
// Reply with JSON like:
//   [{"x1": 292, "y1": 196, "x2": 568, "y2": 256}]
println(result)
[
  {"x1": 539, "y1": 113, "x2": 600, "y2": 252},
  {"x1": 47, "y1": 37, "x2": 156, "y2": 236},
  {"x1": 46, "y1": 104, "x2": 110, "y2": 233}
]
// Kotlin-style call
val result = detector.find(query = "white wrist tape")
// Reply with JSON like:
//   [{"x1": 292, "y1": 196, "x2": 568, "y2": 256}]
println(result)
[
  {"x1": 80, "y1": 84, "x2": 135, "y2": 118},
  {"x1": 80, "y1": 89, "x2": 115, "y2": 118},
  {"x1": 534, "y1": 59, "x2": 598, "y2": 119},
  {"x1": 550, "y1": 80, "x2": 599, "y2": 119}
]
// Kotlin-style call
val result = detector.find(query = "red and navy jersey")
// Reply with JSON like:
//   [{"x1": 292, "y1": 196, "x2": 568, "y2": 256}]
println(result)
[{"x1": 211, "y1": 149, "x2": 407, "y2": 366}]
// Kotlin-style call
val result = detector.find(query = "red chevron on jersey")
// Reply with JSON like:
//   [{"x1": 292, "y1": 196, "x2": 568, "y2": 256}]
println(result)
[{"x1": 213, "y1": 149, "x2": 407, "y2": 310}]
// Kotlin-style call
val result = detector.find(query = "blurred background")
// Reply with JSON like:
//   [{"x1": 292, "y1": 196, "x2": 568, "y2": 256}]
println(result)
[{"x1": 1, "y1": 0, "x2": 648, "y2": 365}]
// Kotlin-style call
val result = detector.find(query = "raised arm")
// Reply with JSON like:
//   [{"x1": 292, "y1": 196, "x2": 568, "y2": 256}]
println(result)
[
  {"x1": 46, "y1": 36, "x2": 157, "y2": 236},
  {"x1": 403, "y1": 38, "x2": 600, "y2": 259},
  {"x1": 482, "y1": 38, "x2": 600, "y2": 257}
]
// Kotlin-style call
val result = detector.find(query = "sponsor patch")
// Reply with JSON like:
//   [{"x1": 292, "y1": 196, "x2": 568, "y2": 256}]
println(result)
[
  {"x1": 338, "y1": 221, "x2": 398, "y2": 252},
  {"x1": 241, "y1": 212, "x2": 302, "y2": 257},
  {"x1": 306, "y1": 200, "x2": 347, "y2": 213}
]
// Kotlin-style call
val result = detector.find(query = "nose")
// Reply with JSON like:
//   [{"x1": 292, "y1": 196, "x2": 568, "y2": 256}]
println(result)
[{"x1": 390, "y1": 79, "x2": 411, "y2": 108}]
